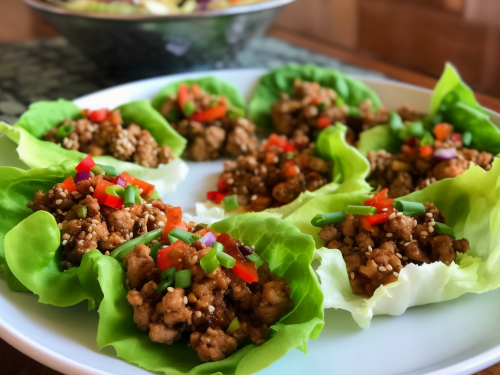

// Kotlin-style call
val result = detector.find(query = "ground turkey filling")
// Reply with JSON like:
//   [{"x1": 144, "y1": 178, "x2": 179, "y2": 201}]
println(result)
[
  {"x1": 318, "y1": 202, "x2": 470, "y2": 297},
  {"x1": 43, "y1": 109, "x2": 174, "y2": 168},
  {"x1": 125, "y1": 238, "x2": 293, "y2": 363},
  {"x1": 27, "y1": 174, "x2": 171, "y2": 267},
  {"x1": 219, "y1": 135, "x2": 331, "y2": 211},
  {"x1": 160, "y1": 85, "x2": 258, "y2": 161}
]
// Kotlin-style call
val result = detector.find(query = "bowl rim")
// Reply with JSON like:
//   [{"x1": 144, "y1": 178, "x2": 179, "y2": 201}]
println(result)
[{"x1": 23, "y1": 0, "x2": 295, "y2": 21}]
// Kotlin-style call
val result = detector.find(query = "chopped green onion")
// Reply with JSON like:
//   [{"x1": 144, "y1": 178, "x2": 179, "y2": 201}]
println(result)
[
  {"x1": 91, "y1": 164, "x2": 105, "y2": 176},
  {"x1": 212, "y1": 241, "x2": 224, "y2": 254},
  {"x1": 388, "y1": 112, "x2": 404, "y2": 135},
  {"x1": 246, "y1": 252, "x2": 264, "y2": 268},
  {"x1": 150, "y1": 242, "x2": 162, "y2": 260},
  {"x1": 161, "y1": 266, "x2": 176, "y2": 281},
  {"x1": 223, "y1": 195, "x2": 239, "y2": 211},
  {"x1": 175, "y1": 269, "x2": 192, "y2": 288},
  {"x1": 166, "y1": 109, "x2": 183, "y2": 123},
  {"x1": 408, "y1": 121, "x2": 425, "y2": 138},
  {"x1": 73, "y1": 204, "x2": 87, "y2": 219},
  {"x1": 106, "y1": 185, "x2": 125, "y2": 198},
  {"x1": 200, "y1": 247, "x2": 220, "y2": 275},
  {"x1": 210, "y1": 97, "x2": 220, "y2": 107},
  {"x1": 56, "y1": 124, "x2": 75, "y2": 139},
  {"x1": 431, "y1": 114, "x2": 443, "y2": 125},
  {"x1": 131, "y1": 185, "x2": 141, "y2": 203},
  {"x1": 286, "y1": 152, "x2": 295, "y2": 160},
  {"x1": 226, "y1": 317, "x2": 240, "y2": 335},
  {"x1": 217, "y1": 252, "x2": 236, "y2": 269},
  {"x1": 346, "y1": 205, "x2": 376, "y2": 216},
  {"x1": 110, "y1": 228, "x2": 163, "y2": 261},
  {"x1": 348, "y1": 106, "x2": 361, "y2": 118},
  {"x1": 192, "y1": 234, "x2": 202, "y2": 242},
  {"x1": 193, "y1": 223, "x2": 207, "y2": 232},
  {"x1": 394, "y1": 201, "x2": 426, "y2": 216},
  {"x1": 420, "y1": 131, "x2": 434, "y2": 147},
  {"x1": 434, "y1": 222, "x2": 455, "y2": 238},
  {"x1": 311, "y1": 212, "x2": 346, "y2": 227},
  {"x1": 149, "y1": 189, "x2": 160, "y2": 201},
  {"x1": 462, "y1": 131, "x2": 472, "y2": 147},
  {"x1": 156, "y1": 278, "x2": 174, "y2": 293},
  {"x1": 317, "y1": 102, "x2": 326, "y2": 111},
  {"x1": 228, "y1": 107, "x2": 246, "y2": 120},
  {"x1": 124, "y1": 185, "x2": 136, "y2": 207},
  {"x1": 335, "y1": 97, "x2": 345, "y2": 106},
  {"x1": 97, "y1": 164, "x2": 118, "y2": 176},
  {"x1": 169, "y1": 228, "x2": 193, "y2": 244},
  {"x1": 183, "y1": 101, "x2": 195, "y2": 116}
]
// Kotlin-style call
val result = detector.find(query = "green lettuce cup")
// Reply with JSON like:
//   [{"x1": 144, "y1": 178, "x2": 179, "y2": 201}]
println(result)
[
  {"x1": 0, "y1": 99, "x2": 188, "y2": 197},
  {"x1": 285, "y1": 159, "x2": 500, "y2": 328},
  {"x1": 94, "y1": 212, "x2": 324, "y2": 374},
  {"x1": 249, "y1": 63, "x2": 382, "y2": 128}
]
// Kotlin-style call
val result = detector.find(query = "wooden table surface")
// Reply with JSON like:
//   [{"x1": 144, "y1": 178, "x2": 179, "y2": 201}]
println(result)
[{"x1": 1, "y1": 1, "x2": 500, "y2": 374}]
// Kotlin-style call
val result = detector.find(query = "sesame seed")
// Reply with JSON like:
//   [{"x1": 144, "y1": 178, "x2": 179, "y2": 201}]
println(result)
[
  {"x1": 55, "y1": 199, "x2": 63, "y2": 205},
  {"x1": 389, "y1": 213, "x2": 396, "y2": 220},
  {"x1": 56, "y1": 209, "x2": 62, "y2": 214},
  {"x1": 396, "y1": 253, "x2": 402, "y2": 258},
  {"x1": 414, "y1": 220, "x2": 418, "y2": 227},
  {"x1": 89, "y1": 187, "x2": 94, "y2": 193},
  {"x1": 251, "y1": 195, "x2": 257, "y2": 201},
  {"x1": 62, "y1": 240, "x2": 67, "y2": 245},
  {"x1": 429, "y1": 226, "x2": 434, "y2": 233},
  {"x1": 421, "y1": 231, "x2": 428, "y2": 237},
  {"x1": 71, "y1": 191, "x2": 79, "y2": 196},
  {"x1": 386, "y1": 233, "x2": 393, "y2": 237},
  {"x1": 60, "y1": 192, "x2": 67, "y2": 198},
  {"x1": 397, "y1": 212, "x2": 403, "y2": 217},
  {"x1": 429, "y1": 221, "x2": 435, "y2": 226},
  {"x1": 350, "y1": 272, "x2": 355, "y2": 280},
  {"x1": 402, "y1": 256, "x2": 408, "y2": 260},
  {"x1": 382, "y1": 208, "x2": 388, "y2": 212},
  {"x1": 368, "y1": 245, "x2": 373, "y2": 252},
  {"x1": 167, "y1": 287, "x2": 174, "y2": 292},
  {"x1": 86, "y1": 233, "x2": 92, "y2": 240},
  {"x1": 208, "y1": 305, "x2": 215, "y2": 313},
  {"x1": 139, "y1": 188, "x2": 144, "y2": 194},
  {"x1": 158, "y1": 221, "x2": 165, "y2": 227},
  {"x1": 183, "y1": 296, "x2": 188, "y2": 304},
  {"x1": 386, "y1": 264, "x2": 393, "y2": 271},
  {"x1": 410, "y1": 235, "x2": 413, "y2": 241},
  {"x1": 378, "y1": 266, "x2": 387, "y2": 272},
  {"x1": 88, "y1": 226, "x2": 92, "y2": 232},
  {"x1": 129, "y1": 233, "x2": 134, "y2": 239},
  {"x1": 227, "y1": 178, "x2": 234, "y2": 185},
  {"x1": 393, "y1": 272, "x2": 399, "y2": 277},
  {"x1": 57, "y1": 223, "x2": 63, "y2": 230},
  {"x1": 404, "y1": 242, "x2": 410, "y2": 246},
  {"x1": 105, "y1": 251, "x2": 110, "y2": 256},
  {"x1": 195, "y1": 311, "x2": 202, "y2": 318},
  {"x1": 426, "y1": 213, "x2": 433, "y2": 218}
]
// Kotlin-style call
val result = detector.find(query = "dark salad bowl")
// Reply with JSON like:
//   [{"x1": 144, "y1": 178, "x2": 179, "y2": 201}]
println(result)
[{"x1": 24, "y1": 0, "x2": 295, "y2": 78}]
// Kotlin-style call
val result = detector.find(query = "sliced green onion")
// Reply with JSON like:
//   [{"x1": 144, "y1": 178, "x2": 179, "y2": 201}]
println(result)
[
  {"x1": 156, "y1": 278, "x2": 174, "y2": 293},
  {"x1": 388, "y1": 112, "x2": 404, "y2": 135},
  {"x1": 110, "y1": 228, "x2": 163, "y2": 261},
  {"x1": 286, "y1": 152, "x2": 295, "y2": 160},
  {"x1": 132, "y1": 185, "x2": 142, "y2": 203},
  {"x1": 348, "y1": 106, "x2": 361, "y2": 118},
  {"x1": 226, "y1": 317, "x2": 240, "y2": 335},
  {"x1": 434, "y1": 222, "x2": 455, "y2": 238},
  {"x1": 311, "y1": 211, "x2": 346, "y2": 227},
  {"x1": 212, "y1": 241, "x2": 224, "y2": 254},
  {"x1": 317, "y1": 102, "x2": 326, "y2": 111},
  {"x1": 91, "y1": 164, "x2": 105, "y2": 176},
  {"x1": 335, "y1": 97, "x2": 345, "y2": 106},
  {"x1": 191, "y1": 234, "x2": 202, "y2": 242},
  {"x1": 408, "y1": 121, "x2": 425, "y2": 138},
  {"x1": 217, "y1": 252, "x2": 236, "y2": 269},
  {"x1": 431, "y1": 114, "x2": 443, "y2": 125},
  {"x1": 193, "y1": 223, "x2": 207, "y2": 232},
  {"x1": 124, "y1": 185, "x2": 136, "y2": 207},
  {"x1": 420, "y1": 131, "x2": 434, "y2": 147},
  {"x1": 106, "y1": 185, "x2": 125, "y2": 198},
  {"x1": 223, "y1": 195, "x2": 239, "y2": 211},
  {"x1": 394, "y1": 201, "x2": 425, "y2": 217},
  {"x1": 169, "y1": 228, "x2": 193, "y2": 244},
  {"x1": 246, "y1": 252, "x2": 264, "y2": 268},
  {"x1": 462, "y1": 131, "x2": 472, "y2": 147},
  {"x1": 161, "y1": 266, "x2": 176, "y2": 281},
  {"x1": 175, "y1": 269, "x2": 192, "y2": 288},
  {"x1": 228, "y1": 107, "x2": 246, "y2": 120},
  {"x1": 73, "y1": 204, "x2": 87, "y2": 219},
  {"x1": 149, "y1": 189, "x2": 160, "y2": 201},
  {"x1": 56, "y1": 124, "x2": 75, "y2": 139},
  {"x1": 346, "y1": 205, "x2": 376, "y2": 216},
  {"x1": 97, "y1": 164, "x2": 118, "y2": 176},
  {"x1": 166, "y1": 109, "x2": 183, "y2": 123},
  {"x1": 200, "y1": 247, "x2": 220, "y2": 275},
  {"x1": 183, "y1": 101, "x2": 195, "y2": 116},
  {"x1": 150, "y1": 242, "x2": 162, "y2": 260}
]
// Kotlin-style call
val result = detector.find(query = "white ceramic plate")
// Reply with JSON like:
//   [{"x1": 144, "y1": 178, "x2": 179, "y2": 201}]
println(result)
[{"x1": 1, "y1": 69, "x2": 500, "y2": 375}]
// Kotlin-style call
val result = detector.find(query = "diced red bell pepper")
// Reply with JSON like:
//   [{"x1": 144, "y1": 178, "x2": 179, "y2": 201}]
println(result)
[
  {"x1": 214, "y1": 192, "x2": 226, "y2": 204},
  {"x1": 364, "y1": 188, "x2": 394, "y2": 213},
  {"x1": 118, "y1": 172, "x2": 155, "y2": 199},
  {"x1": 157, "y1": 240, "x2": 191, "y2": 271},
  {"x1": 365, "y1": 211, "x2": 393, "y2": 226},
  {"x1": 93, "y1": 179, "x2": 115, "y2": 204},
  {"x1": 89, "y1": 108, "x2": 109, "y2": 123},
  {"x1": 434, "y1": 123, "x2": 454, "y2": 141},
  {"x1": 61, "y1": 177, "x2": 77, "y2": 193},
  {"x1": 420, "y1": 145, "x2": 434, "y2": 157},
  {"x1": 402, "y1": 145, "x2": 415, "y2": 157},
  {"x1": 207, "y1": 191, "x2": 218, "y2": 201},
  {"x1": 191, "y1": 83, "x2": 202, "y2": 98},
  {"x1": 177, "y1": 84, "x2": 191, "y2": 109},
  {"x1": 404, "y1": 137, "x2": 420, "y2": 148},
  {"x1": 162, "y1": 206, "x2": 188, "y2": 239},
  {"x1": 265, "y1": 152, "x2": 277, "y2": 164},
  {"x1": 75, "y1": 155, "x2": 96, "y2": 173},
  {"x1": 107, "y1": 110, "x2": 122, "y2": 126},
  {"x1": 317, "y1": 116, "x2": 331, "y2": 129},
  {"x1": 360, "y1": 216, "x2": 376, "y2": 232},
  {"x1": 284, "y1": 161, "x2": 300, "y2": 177},
  {"x1": 103, "y1": 194, "x2": 124, "y2": 209},
  {"x1": 232, "y1": 260, "x2": 258, "y2": 284},
  {"x1": 218, "y1": 177, "x2": 228, "y2": 193},
  {"x1": 194, "y1": 228, "x2": 215, "y2": 237},
  {"x1": 284, "y1": 143, "x2": 295, "y2": 152},
  {"x1": 190, "y1": 104, "x2": 227, "y2": 122},
  {"x1": 265, "y1": 134, "x2": 294, "y2": 152}
]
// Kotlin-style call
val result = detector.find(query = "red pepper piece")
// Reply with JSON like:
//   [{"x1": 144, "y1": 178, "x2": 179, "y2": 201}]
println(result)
[
  {"x1": 61, "y1": 177, "x2": 77, "y2": 193},
  {"x1": 232, "y1": 261, "x2": 258, "y2": 284},
  {"x1": 404, "y1": 137, "x2": 420, "y2": 148},
  {"x1": 118, "y1": 172, "x2": 155, "y2": 199},
  {"x1": 265, "y1": 152, "x2": 277, "y2": 164},
  {"x1": 284, "y1": 143, "x2": 295, "y2": 152},
  {"x1": 364, "y1": 188, "x2": 394, "y2": 213},
  {"x1": 103, "y1": 194, "x2": 124, "y2": 209},
  {"x1": 207, "y1": 191, "x2": 218, "y2": 201},
  {"x1": 434, "y1": 123, "x2": 454, "y2": 141},
  {"x1": 93, "y1": 179, "x2": 114, "y2": 204},
  {"x1": 420, "y1": 145, "x2": 434, "y2": 157},
  {"x1": 317, "y1": 116, "x2": 331, "y2": 129},
  {"x1": 107, "y1": 110, "x2": 122, "y2": 126},
  {"x1": 218, "y1": 177, "x2": 228, "y2": 193},
  {"x1": 89, "y1": 108, "x2": 109, "y2": 123},
  {"x1": 265, "y1": 134, "x2": 294, "y2": 152},
  {"x1": 162, "y1": 206, "x2": 188, "y2": 239},
  {"x1": 190, "y1": 104, "x2": 227, "y2": 122},
  {"x1": 177, "y1": 83, "x2": 191, "y2": 109},
  {"x1": 75, "y1": 155, "x2": 96, "y2": 173},
  {"x1": 360, "y1": 216, "x2": 376, "y2": 232},
  {"x1": 365, "y1": 211, "x2": 393, "y2": 226},
  {"x1": 157, "y1": 240, "x2": 191, "y2": 271},
  {"x1": 214, "y1": 192, "x2": 226, "y2": 205}
]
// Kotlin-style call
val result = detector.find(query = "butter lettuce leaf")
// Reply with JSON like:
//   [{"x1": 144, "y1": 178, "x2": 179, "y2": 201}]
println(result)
[
  {"x1": 249, "y1": 63, "x2": 382, "y2": 128},
  {"x1": 95, "y1": 213, "x2": 324, "y2": 374}
]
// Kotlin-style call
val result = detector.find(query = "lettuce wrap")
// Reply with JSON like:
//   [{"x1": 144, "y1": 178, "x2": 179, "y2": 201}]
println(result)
[
  {"x1": 0, "y1": 99, "x2": 188, "y2": 197},
  {"x1": 249, "y1": 63, "x2": 382, "y2": 128},
  {"x1": 86, "y1": 213, "x2": 323, "y2": 374},
  {"x1": 285, "y1": 159, "x2": 500, "y2": 328}
]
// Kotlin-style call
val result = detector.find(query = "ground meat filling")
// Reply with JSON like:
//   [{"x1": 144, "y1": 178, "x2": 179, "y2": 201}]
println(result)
[
  {"x1": 160, "y1": 86, "x2": 258, "y2": 161},
  {"x1": 219, "y1": 136, "x2": 332, "y2": 211},
  {"x1": 367, "y1": 130, "x2": 494, "y2": 198},
  {"x1": 318, "y1": 202, "x2": 470, "y2": 297},
  {"x1": 125, "y1": 239, "x2": 293, "y2": 363},
  {"x1": 27, "y1": 174, "x2": 171, "y2": 266},
  {"x1": 43, "y1": 109, "x2": 175, "y2": 168}
]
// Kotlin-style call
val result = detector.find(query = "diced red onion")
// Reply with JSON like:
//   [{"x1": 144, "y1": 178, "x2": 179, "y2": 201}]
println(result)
[
  {"x1": 75, "y1": 171, "x2": 90, "y2": 183},
  {"x1": 433, "y1": 147, "x2": 457, "y2": 161},
  {"x1": 199, "y1": 232, "x2": 216, "y2": 247},
  {"x1": 116, "y1": 177, "x2": 126, "y2": 187}
]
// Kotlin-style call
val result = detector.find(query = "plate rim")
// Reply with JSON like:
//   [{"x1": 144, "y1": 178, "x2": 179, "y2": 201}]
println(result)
[{"x1": 2, "y1": 68, "x2": 500, "y2": 375}]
